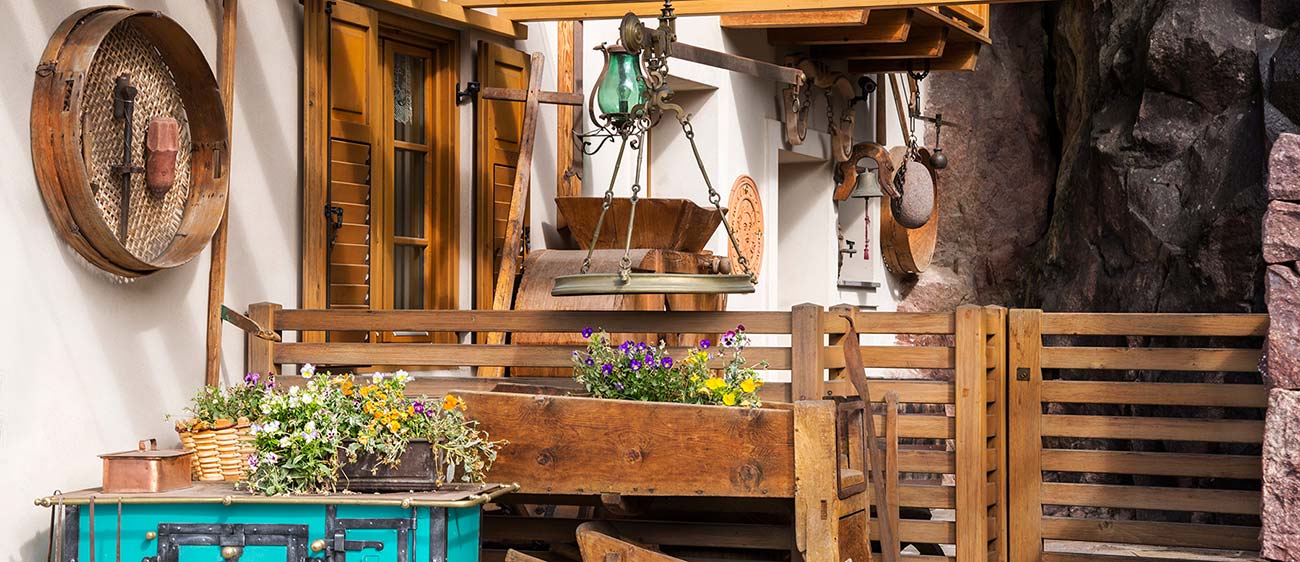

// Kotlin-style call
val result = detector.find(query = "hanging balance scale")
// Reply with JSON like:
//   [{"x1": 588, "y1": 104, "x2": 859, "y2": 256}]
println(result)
[
  {"x1": 551, "y1": 0, "x2": 757, "y2": 297},
  {"x1": 32, "y1": 7, "x2": 229, "y2": 279}
]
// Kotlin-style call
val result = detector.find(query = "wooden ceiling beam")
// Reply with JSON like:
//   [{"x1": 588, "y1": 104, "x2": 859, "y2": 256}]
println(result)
[
  {"x1": 498, "y1": 0, "x2": 1031, "y2": 21},
  {"x1": 720, "y1": 9, "x2": 870, "y2": 28},
  {"x1": 811, "y1": 26, "x2": 946, "y2": 60},
  {"x1": 912, "y1": 6, "x2": 990, "y2": 44},
  {"x1": 767, "y1": 9, "x2": 910, "y2": 45},
  {"x1": 351, "y1": 0, "x2": 528, "y2": 38},
  {"x1": 847, "y1": 41, "x2": 978, "y2": 72}
]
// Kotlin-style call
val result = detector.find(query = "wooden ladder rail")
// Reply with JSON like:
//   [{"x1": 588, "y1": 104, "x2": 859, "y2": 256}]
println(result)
[{"x1": 839, "y1": 315, "x2": 901, "y2": 562}]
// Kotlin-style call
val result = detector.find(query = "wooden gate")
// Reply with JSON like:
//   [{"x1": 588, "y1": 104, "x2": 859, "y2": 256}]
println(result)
[{"x1": 1005, "y1": 311, "x2": 1267, "y2": 562}]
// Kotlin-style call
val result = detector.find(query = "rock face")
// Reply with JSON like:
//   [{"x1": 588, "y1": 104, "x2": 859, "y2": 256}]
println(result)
[
  {"x1": 1264, "y1": 389, "x2": 1300, "y2": 560},
  {"x1": 1021, "y1": 0, "x2": 1267, "y2": 314},
  {"x1": 901, "y1": 4, "x2": 1056, "y2": 310}
]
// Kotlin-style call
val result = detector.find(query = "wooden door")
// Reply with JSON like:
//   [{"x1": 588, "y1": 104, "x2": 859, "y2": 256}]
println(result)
[{"x1": 475, "y1": 41, "x2": 530, "y2": 311}]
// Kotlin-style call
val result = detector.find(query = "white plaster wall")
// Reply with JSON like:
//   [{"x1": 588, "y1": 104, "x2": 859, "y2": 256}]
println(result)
[{"x1": 0, "y1": 1, "x2": 301, "y2": 557}]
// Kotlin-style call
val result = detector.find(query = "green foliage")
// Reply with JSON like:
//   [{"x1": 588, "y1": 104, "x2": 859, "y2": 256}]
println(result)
[
  {"x1": 572, "y1": 326, "x2": 766, "y2": 407},
  {"x1": 175, "y1": 372, "x2": 270, "y2": 429}
]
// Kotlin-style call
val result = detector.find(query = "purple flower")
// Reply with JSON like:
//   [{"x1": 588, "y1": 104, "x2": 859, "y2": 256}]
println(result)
[
  {"x1": 700, "y1": 339, "x2": 711, "y2": 349},
  {"x1": 737, "y1": 324, "x2": 746, "y2": 331},
  {"x1": 263, "y1": 452, "x2": 279, "y2": 465},
  {"x1": 247, "y1": 454, "x2": 259, "y2": 470},
  {"x1": 615, "y1": 382, "x2": 625, "y2": 391},
  {"x1": 582, "y1": 327, "x2": 593, "y2": 338},
  {"x1": 601, "y1": 363, "x2": 614, "y2": 375},
  {"x1": 585, "y1": 358, "x2": 595, "y2": 367},
  {"x1": 619, "y1": 341, "x2": 632, "y2": 353},
  {"x1": 244, "y1": 372, "x2": 261, "y2": 385},
  {"x1": 413, "y1": 401, "x2": 426, "y2": 414},
  {"x1": 661, "y1": 356, "x2": 673, "y2": 368},
  {"x1": 630, "y1": 359, "x2": 643, "y2": 371}
]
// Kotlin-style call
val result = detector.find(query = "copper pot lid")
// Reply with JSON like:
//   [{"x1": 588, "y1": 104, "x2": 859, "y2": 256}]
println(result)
[{"x1": 100, "y1": 438, "x2": 193, "y2": 460}]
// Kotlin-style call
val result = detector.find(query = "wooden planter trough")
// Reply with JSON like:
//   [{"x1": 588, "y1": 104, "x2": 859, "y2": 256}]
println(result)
[{"x1": 458, "y1": 389, "x2": 872, "y2": 562}]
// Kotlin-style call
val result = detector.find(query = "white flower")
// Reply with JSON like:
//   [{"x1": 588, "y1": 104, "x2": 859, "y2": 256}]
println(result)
[
  {"x1": 304, "y1": 421, "x2": 316, "y2": 432},
  {"x1": 395, "y1": 370, "x2": 409, "y2": 382},
  {"x1": 264, "y1": 420, "x2": 281, "y2": 434},
  {"x1": 301, "y1": 393, "x2": 314, "y2": 405},
  {"x1": 279, "y1": 436, "x2": 292, "y2": 447},
  {"x1": 372, "y1": 372, "x2": 383, "y2": 383},
  {"x1": 300, "y1": 363, "x2": 315, "y2": 378}
]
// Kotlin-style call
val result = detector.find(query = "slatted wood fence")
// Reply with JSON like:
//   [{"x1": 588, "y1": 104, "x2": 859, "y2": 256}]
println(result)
[
  {"x1": 1007, "y1": 311, "x2": 1267, "y2": 562},
  {"x1": 242, "y1": 302, "x2": 1265, "y2": 562}
]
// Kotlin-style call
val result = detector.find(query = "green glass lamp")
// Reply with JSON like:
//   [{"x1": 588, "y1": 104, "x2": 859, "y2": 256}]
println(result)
[{"x1": 592, "y1": 45, "x2": 648, "y2": 125}]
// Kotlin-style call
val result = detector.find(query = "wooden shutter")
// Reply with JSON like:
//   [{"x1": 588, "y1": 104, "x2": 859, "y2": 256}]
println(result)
[
  {"x1": 475, "y1": 41, "x2": 530, "y2": 311},
  {"x1": 304, "y1": 0, "x2": 381, "y2": 343}
]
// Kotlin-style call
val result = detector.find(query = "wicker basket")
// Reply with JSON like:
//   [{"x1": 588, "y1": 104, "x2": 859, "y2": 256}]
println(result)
[{"x1": 175, "y1": 417, "x2": 254, "y2": 481}]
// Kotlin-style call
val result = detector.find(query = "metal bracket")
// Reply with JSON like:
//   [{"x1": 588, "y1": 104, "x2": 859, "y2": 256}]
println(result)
[
  {"x1": 325, "y1": 204, "x2": 344, "y2": 248},
  {"x1": 456, "y1": 81, "x2": 480, "y2": 105},
  {"x1": 1016, "y1": 367, "x2": 1031, "y2": 381}
]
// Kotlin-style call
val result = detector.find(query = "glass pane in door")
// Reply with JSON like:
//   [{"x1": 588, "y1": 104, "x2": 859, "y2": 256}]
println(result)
[
  {"x1": 393, "y1": 149, "x2": 425, "y2": 238},
  {"x1": 393, "y1": 53, "x2": 426, "y2": 143},
  {"x1": 393, "y1": 245, "x2": 424, "y2": 310}
]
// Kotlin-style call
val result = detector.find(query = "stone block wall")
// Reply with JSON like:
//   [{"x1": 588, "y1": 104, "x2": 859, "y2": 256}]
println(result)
[{"x1": 1264, "y1": 133, "x2": 1300, "y2": 561}]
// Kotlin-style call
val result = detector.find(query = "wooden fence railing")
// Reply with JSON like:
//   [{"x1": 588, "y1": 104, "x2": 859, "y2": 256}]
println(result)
[
  {"x1": 241, "y1": 302, "x2": 1266, "y2": 562},
  {"x1": 1007, "y1": 311, "x2": 1267, "y2": 562}
]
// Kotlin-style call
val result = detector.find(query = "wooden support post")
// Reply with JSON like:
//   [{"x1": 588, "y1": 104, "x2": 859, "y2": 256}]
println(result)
[
  {"x1": 556, "y1": 20, "x2": 583, "y2": 213},
  {"x1": 300, "y1": 0, "x2": 330, "y2": 345},
  {"x1": 985, "y1": 306, "x2": 1009, "y2": 562},
  {"x1": 794, "y1": 400, "x2": 841, "y2": 562},
  {"x1": 874, "y1": 73, "x2": 886, "y2": 143},
  {"x1": 204, "y1": 0, "x2": 239, "y2": 386},
  {"x1": 791, "y1": 303, "x2": 826, "y2": 401},
  {"x1": 883, "y1": 390, "x2": 901, "y2": 561},
  {"x1": 954, "y1": 305, "x2": 988, "y2": 562},
  {"x1": 481, "y1": 52, "x2": 545, "y2": 377},
  {"x1": 245, "y1": 302, "x2": 281, "y2": 378},
  {"x1": 1007, "y1": 309, "x2": 1043, "y2": 562}
]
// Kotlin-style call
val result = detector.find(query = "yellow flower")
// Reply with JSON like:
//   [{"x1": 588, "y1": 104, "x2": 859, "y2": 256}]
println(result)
[
  {"x1": 740, "y1": 379, "x2": 757, "y2": 393},
  {"x1": 358, "y1": 436, "x2": 369, "y2": 444},
  {"x1": 704, "y1": 377, "x2": 725, "y2": 391},
  {"x1": 722, "y1": 392, "x2": 737, "y2": 406},
  {"x1": 442, "y1": 394, "x2": 459, "y2": 411},
  {"x1": 388, "y1": 421, "x2": 401, "y2": 432},
  {"x1": 407, "y1": 405, "x2": 415, "y2": 415},
  {"x1": 341, "y1": 380, "x2": 355, "y2": 396}
]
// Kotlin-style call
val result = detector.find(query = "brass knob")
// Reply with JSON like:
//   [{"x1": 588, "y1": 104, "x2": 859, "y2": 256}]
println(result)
[
  {"x1": 220, "y1": 546, "x2": 241, "y2": 560},
  {"x1": 144, "y1": 531, "x2": 157, "y2": 540},
  {"x1": 310, "y1": 539, "x2": 327, "y2": 553}
]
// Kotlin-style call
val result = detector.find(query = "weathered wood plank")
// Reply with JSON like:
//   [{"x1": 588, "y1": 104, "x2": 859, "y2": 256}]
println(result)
[
  {"x1": 1039, "y1": 449, "x2": 1262, "y2": 480},
  {"x1": 1040, "y1": 313, "x2": 1268, "y2": 337},
  {"x1": 795, "y1": 401, "x2": 841, "y2": 562},
  {"x1": 1041, "y1": 381, "x2": 1267, "y2": 408},
  {"x1": 822, "y1": 311, "x2": 954, "y2": 335},
  {"x1": 822, "y1": 345, "x2": 956, "y2": 369},
  {"x1": 1007, "y1": 309, "x2": 1043, "y2": 562},
  {"x1": 1040, "y1": 517, "x2": 1260, "y2": 551},
  {"x1": 458, "y1": 391, "x2": 796, "y2": 497},
  {"x1": 721, "y1": 9, "x2": 870, "y2": 28},
  {"x1": 1040, "y1": 482, "x2": 1260, "y2": 515},
  {"x1": 274, "y1": 309, "x2": 792, "y2": 334},
  {"x1": 1040, "y1": 347, "x2": 1262, "y2": 372},
  {"x1": 792, "y1": 304, "x2": 826, "y2": 401},
  {"x1": 1041, "y1": 415, "x2": 1264, "y2": 444},
  {"x1": 276, "y1": 343, "x2": 792, "y2": 369},
  {"x1": 953, "y1": 305, "x2": 987, "y2": 562}
]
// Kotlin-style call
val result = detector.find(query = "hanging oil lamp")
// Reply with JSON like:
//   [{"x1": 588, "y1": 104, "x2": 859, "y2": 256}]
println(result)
[{"x1": 553, "y1": 1, "x2": 757, "y2": 297}]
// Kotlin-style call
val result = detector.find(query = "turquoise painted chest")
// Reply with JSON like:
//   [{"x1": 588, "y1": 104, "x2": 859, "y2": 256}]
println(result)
[{"x1": 38, "y1": 482, "x2": 515, "y2": 562}]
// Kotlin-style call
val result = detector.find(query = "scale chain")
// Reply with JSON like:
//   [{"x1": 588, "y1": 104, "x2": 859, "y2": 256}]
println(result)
[
  {"x1": 619, "y1": 131, "x2": 647, "y2": 282},
  {"x1": 681, "y1": 118, "x2": 756, "y2": 283},
  {"x1": 581, "y1": 135, "x2": 631, "y2": 274}
]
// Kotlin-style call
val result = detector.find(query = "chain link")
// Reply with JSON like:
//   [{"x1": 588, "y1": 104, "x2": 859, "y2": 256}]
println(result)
[{"x1": 618, "y1": 132, "x2": 647, "y2": 281}]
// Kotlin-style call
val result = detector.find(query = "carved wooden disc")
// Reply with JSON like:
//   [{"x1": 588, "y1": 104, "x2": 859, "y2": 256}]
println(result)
[{"x1": 727, "y1": 175, "x2": 765, "y2": 280}]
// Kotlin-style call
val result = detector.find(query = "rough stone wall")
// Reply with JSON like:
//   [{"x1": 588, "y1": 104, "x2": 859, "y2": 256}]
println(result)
[{"x1": 1264, "y1": 134, "x2": 1300, "y2": 560}]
